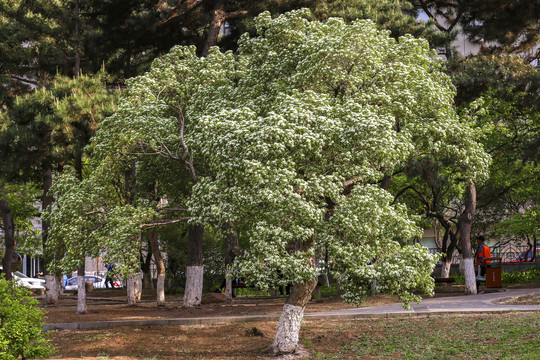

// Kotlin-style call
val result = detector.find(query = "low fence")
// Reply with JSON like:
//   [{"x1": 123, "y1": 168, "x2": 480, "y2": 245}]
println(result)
[{"x1": 433, "y1": 261, "x2": 538, "y2": 277}]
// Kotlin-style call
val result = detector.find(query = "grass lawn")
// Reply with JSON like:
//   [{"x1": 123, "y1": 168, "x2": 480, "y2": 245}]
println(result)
[{"x1": 49, "y1": 312, "x2": 540, "y2": 359}]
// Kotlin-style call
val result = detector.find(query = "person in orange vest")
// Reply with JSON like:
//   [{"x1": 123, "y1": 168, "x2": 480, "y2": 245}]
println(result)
[{"x1": 475, "y1": 235, "x2": 491, "y2": 281}]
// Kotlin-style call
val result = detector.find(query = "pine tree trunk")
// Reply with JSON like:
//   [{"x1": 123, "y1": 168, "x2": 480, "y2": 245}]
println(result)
[
  {"x1": 76, "y1": 265, "x2": 87, "y2": 314},
  {"x1": 42, "y1": 167, "x2": 58, "y2": 304},
  {"x1": 460, "y1": 183, "x2": 477, "y2": 295},
  {"x1": 270, "y1": 278, "x2": 318, "y2": 355},
  {"x1": 149, "y1": 231, "x2": 166, "y2": 306},
  {"x1": 201, "y1": 0, "x2": 225, "y2": 57},
  {"x1": 183, "y1": 225, "x2": 204, "y2": 308},
  {"x1": 0, "y1": 192, "x2": 15, "y2": 280}
]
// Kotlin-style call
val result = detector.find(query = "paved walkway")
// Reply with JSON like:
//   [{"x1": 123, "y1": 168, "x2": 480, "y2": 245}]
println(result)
[{"x1": 44, "y1": 288, "x2": 540, "y2": 331}]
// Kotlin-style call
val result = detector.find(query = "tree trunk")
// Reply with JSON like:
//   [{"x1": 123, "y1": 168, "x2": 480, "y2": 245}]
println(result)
[
  {"x1": 42, "y1": 168, "x2": 60, "y2": 304},
  {"x1": 0, "y1": 192, "x2": 15, "y2": 280},
  {"x1": 223, "y1": 223, "x2": 239, "y2": 302},
  {"x1": 440, "y1": 229, "x2": 454, "y2": 278},
  {"x1": 440, "y1": 258, "x2": 452, "y2": 278},
  {"x1": 535, "y1": 235, "x2": 539, "y2": 266},
  {"x1": 149, "y1": 231, "x2": 166, "y2": 306},
  {"x1": 201, "y1": 0, "x2": 225, "y2": 57},
  {"x1": 270, "y1": 278, "x2": 318, "y2": 355},
  {"x1": 183, "y1": 265, "x2": 204, "y2": 307},
  {"x1": 183, "y1": 225, "x2": 204, "y2": 308},
  {"x1": 127, "y1": 273, "x2": 143, "y2": 305},
  {"x1": 76, "y1": 264, "x2": 87, "y2": 314},
  {"x1": 74, "y1": 0, "x2": 80, "y2": 77},
  {"x1": 225, "y1": 276, "x2": 233, "y2": 300},
  {"x1": 141, "y1": 247, "x2": 153, "y2": 289},
  {"x1": 460, "y1": 183, "x2": 477, "y2": 295},
  {"x1": 44, "y1": 275, "x2": 60, "y2": 304}
]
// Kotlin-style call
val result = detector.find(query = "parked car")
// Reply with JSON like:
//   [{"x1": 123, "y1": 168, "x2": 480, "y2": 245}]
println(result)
[
  {"x1": 12, "y1": 271, "x2": 46, "y2": 291},
  {"x1": 0, "y1": 266, "x2": 46, "y2": 292},
  {"x1": 510, "y1": 249, "x2": 540, "y2": 263},
  {"x1": 64, "y1": 275, "x2": 121, "y2": 290}
]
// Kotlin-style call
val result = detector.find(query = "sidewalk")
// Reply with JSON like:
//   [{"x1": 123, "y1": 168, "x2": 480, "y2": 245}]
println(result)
[{"x1": 44, "y1": 288, "x2": 540, "y2": 331}]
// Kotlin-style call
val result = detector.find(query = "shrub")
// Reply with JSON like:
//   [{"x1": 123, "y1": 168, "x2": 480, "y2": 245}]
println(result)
[
  {"x1": 0, "y1": 275, "x2": 53, "y2": 360},
  {"x1": 502, "y1": 266, "x2": 540, "y2": 285}
]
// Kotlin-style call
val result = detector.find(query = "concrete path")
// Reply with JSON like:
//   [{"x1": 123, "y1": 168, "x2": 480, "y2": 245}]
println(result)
[{"x1": 44, "y1": 288, "x2": 540, "y2": 331}]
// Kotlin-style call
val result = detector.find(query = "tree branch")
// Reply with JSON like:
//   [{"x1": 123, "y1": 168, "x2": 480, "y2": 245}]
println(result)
[{"x1": 141, "y1": 217, "x2": 191, "y2": 228}]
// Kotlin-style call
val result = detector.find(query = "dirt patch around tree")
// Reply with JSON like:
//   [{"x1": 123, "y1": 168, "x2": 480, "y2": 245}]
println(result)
[
  {"x1": 41, "y1": 284, "x2": 540, "y2": 325},
  {"x1": 42, "y1": 290, "x2": 396, "y2": 325}
]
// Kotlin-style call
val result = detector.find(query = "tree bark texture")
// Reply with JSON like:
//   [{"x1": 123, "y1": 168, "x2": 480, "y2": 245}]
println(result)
[
  {"x1": 127, "y1": 273, "x2": 143, "y2": 305},
  {"x1": 0, "y1": 194, "x2": 15, "y2": 280},
  {"x1": 76, "y1": 265, "x2": 87, "y2": 314},
  {"x1": 201, "y1": 0, "x2": 225, "y2": 57},
  {"x1": 270, "y1": 278, "x2": 318, "y2": 355},
  {"x1": 225, "y1": 276, "x2": 233, "y2": 301},
  {"x1": 440, "y1": 258, "x2": 452, "y2": 278},
  {"x1": 460, "y1": 183, "x2": 477, "y2": 295},
  {"x1": 183, "y1": 224, "x2": 204, "y2": 307},
  {"x1": 183, "y1": 265, "x2": 204, "y2": 307},
  {"x1": 44, "y1": 275, "x2": 60, "y2": 304},
  {"x1": 149, "y1": 231, "x2": 166, "y2": 306}
]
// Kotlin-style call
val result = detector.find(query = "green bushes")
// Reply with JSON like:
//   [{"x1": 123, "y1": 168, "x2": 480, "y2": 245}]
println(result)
[
  {"x1": 0, "y1": 275, "x2": 53, "y2": 360},
  {"x1": 502, "y1": 266, "x2": 540, "y2": 285}
]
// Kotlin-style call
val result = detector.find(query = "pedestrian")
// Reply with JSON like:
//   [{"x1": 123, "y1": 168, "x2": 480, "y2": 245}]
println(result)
[
  {"x1": 105, "y1": 262, "x2": 115, "y2": 289},
  {"x1": 475, "y1": 235, "x2": 491, "y2": 281}
]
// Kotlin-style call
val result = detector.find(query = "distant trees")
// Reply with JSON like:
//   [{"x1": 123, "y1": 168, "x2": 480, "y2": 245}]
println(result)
[{"x1": 0, "y1": 71, "x2": 117, "y2": 304}]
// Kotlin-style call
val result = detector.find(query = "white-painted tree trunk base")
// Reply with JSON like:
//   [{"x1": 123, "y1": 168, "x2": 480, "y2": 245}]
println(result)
[
  {"x1": 225, "y1": 277, "x2": 233, "y2": 302},
  {"x1": 44, "y1": 275, "x2": 60, "y2": 304},
  {"x1": 458, "y1": 255, "x2": 465, "y2": 275},
  {"x1": 135, "y1": 275, "x2": 142, "y2": 302},
  {"x1": 156, "y1": 274, "x2": 166, "y2": 306},
  {"x1": 183, "y1": 265, "x2": 203, "y2": 308},
  {"x1": 127, "y1": 273, "x2": 143, "y2": 305},
  {"x1": 77, "y1": 275, "x2": 87, "y2": 314},
  {"x1": 462, "y1": 257, "x2": 477, "y2": 295},
  {"x1": 370, "y1": 279, "x2": 378, "y2": 295},
  {"x1": 441, "y1": 260, "x2": 452, "y2": 278},
  {"x1": 270, "y1": 304, "x2": 305, "y2": 355}
]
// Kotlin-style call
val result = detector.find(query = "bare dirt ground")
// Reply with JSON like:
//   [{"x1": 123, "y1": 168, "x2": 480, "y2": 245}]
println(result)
[
  {"x1": 41, "y1": 284, "x2": 540, "y2": 325},
  {"x1": 42, "y1": 290, "x2": 393, "y2": 324},
  {"x1": 43, "y1": 284, "x2": 540, "y2": 359}
]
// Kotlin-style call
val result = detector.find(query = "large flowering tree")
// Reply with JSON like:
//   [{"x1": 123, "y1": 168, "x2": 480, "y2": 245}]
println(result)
[
  {"x1": 63, "y1": 9, "x2": 488, "y2": 355},
  {"x1": 185, "y1": 10, "x2": 489, "y2": 355}
]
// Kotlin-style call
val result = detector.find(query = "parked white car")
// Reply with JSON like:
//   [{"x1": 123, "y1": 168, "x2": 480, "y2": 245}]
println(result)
[
  {"x1": 64, "y1": 275, "x2": 121, "y2": 290},
  {"x1": 11, "y1": 270, "x2": 46, "y2": 292}
]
